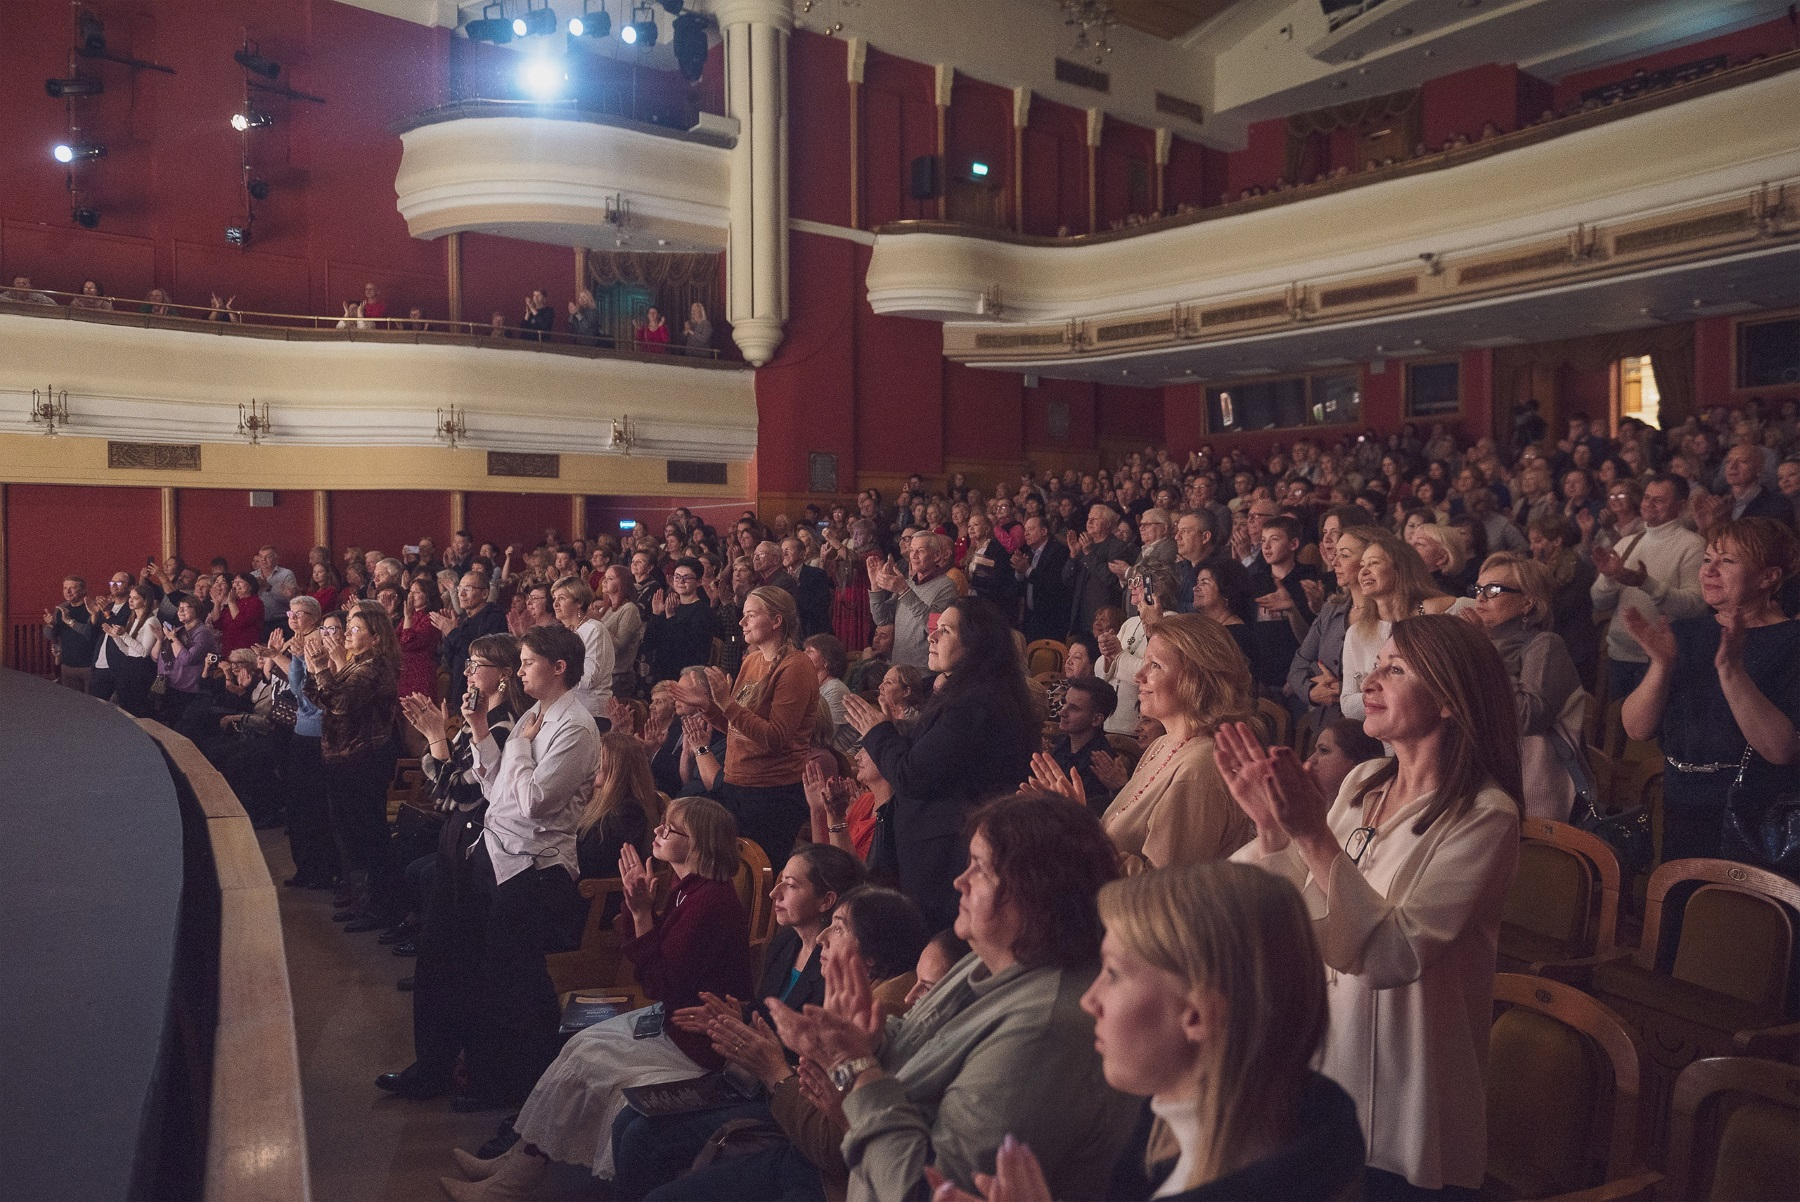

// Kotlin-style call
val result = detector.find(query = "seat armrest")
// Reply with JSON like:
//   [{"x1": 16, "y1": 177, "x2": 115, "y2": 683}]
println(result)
[{"x1": 1733, "y1": 1019, "x2": 1800, "y2": 1054}]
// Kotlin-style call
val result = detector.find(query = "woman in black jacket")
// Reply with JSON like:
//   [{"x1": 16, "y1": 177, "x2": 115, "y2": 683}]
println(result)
[
  {"x1": 842, "y1": 595, "x2": 1037, "y2": 931},
  {"x1": 960, "y1": 511, "x2": 1017, "y2": 614},
  {"x1": 643, "y1": 557, "x2": 718, "y2": 682}
]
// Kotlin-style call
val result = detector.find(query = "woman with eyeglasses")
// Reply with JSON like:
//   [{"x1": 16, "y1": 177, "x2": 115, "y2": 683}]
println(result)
[
  {"x1": 444, "y1": 797, "x2": 751, "y2": 1200},
  {"x1": 1464, "y1": 553, "x2": 1586, "y2": 821},
  {"x1": 1218, "y1": 615, "x2": 1521, "y2": 1199},
  {"x1": 380, "y1": 634, "x2": 522, "y2": 1102},
  {"x1": 643, "y1": 556, "x2": 718, "y2": 682}
]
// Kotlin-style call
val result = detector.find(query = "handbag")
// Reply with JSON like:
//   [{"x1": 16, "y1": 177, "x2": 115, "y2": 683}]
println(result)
[
  {"x1": 1722, "y1": 746, "x2": 1800, "y2": 876},
  {"x1": 270, "y1": 688, "x2": 299, "y2": 730},
  {"x1": 1576, "y1": 793, "x2": 1653, "y2": 878}
]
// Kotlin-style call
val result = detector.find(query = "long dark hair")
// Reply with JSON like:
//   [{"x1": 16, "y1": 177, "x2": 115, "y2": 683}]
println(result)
[{"x1": 924, "y1": 596, "x2": 1032, "y2": 731}]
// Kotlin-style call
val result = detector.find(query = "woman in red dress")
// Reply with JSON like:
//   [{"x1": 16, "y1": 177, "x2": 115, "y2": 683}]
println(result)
[
  {"x1": 212, "y1": 573, "x2": 267, "y2": 654},
  {"x1": 306, "y1": 561, "x2": 344, "y2": 614},
  {"x1": 634, "y1": 306, "x2": 671, "y2": 353},
  {"x1": 397, "y1": 576, "x2": 444, "y2": 704}
]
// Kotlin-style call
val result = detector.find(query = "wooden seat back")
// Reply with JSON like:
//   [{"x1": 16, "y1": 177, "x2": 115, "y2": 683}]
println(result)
[
  {"x1": 1024, "y1": 639, "x2": 1067, "y2": 675},
  {"x1": 736, "y1": 836, "x2": 776, "y2": 960},
  {"x1": 1503, "y1": 818, "x2": 1623, "y2": 960},
  {"x1": 1255, "y1": 696, "x2": 1292, "y2": 748},
  {"x1": 1634, "y1": 859, "x2": 1800, "y2": 1008},
  {"x1": 1663, "y1": 1056, "x2": 1800, "y2": 1202}
]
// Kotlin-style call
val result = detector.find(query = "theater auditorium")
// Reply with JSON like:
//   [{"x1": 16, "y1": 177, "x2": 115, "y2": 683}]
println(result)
[{"x1": 2, "y1": 1, "x2": 1798, "y2": 1199}]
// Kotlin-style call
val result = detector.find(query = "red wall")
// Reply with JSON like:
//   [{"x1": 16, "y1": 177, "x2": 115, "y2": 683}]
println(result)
[
  {"x1": 1227, "y1": 117, "x2": 1289, "y2": 193},
  {"x1": 944, "y1": 362, "x2": 1024, "y2": 460},
  {"x1": 1553, "y1": 17, "x2": 1796, "y2": 107},
  {"x1": 176, "y1": 488, "x2": 316, "y2": 576},
  {"x1": 329, "y1": 489, "x2": 452, "y2": 558},
  {"x1": 1026, "y1": 377, "x2": 1098, "y2": 451},
  {"x1": 1421, "y1": 63, "x2": 1523, "y2": 146},
  {"x1": 860, "y1": 51, "x2": 938, "y2": 228},
  {"x1": 1021, "y1": 98, "x2": 1090, "y2": 236},
  {"x1": 0, "y1": 0, "x2": 448, "y2": 317},
  {"x1": 5, "y1": 485, "x2": 162, "y2": 621},
  {"x1": 789, "y1": 33, "x2": 851, "y2": 226},
  {"x1": 464, "y1": 491, "x2": 573, "y2": 553},
  {"x1": 946, "y1": 76, "x2": 1015, "y2": 223}
]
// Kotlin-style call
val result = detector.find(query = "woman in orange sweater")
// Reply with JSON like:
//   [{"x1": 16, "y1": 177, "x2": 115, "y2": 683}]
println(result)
[{"x1": 672, "y1": 585, "x2": 819, "y2": 864}]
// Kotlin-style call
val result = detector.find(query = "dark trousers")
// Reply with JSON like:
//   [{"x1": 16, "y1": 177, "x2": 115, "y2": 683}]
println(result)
[
  {"x1": 457, "y1": 842, "x2": 582, "y2": 1102},
  {"x1": 1662, "y1": 804, "x2": 1725, "y2": 863},
  {"x1": 112, "y1": 656, "x2": 156, "y2": 717},
  {"x1": 715, "y1": 781, "x2": 807, "y2": 868},
  {"x1": 87, "y1": 667, "x2": 116, "y2": 703},
  {"x1": 324, "y1": 744, "x2": 401, "y2": 915},
  {"x1": 1364, "y1": 1168, "x2": 1478, "y2": 1201},
  {"x1": 644, "y1": 1143, "x2": 826, "y2": 1202},
  {"x1": 286, "y1": 735, "x2": 338, "y2": 884},
  {"x1": 611, "y1": 1100, "x2": 773, "y2": 1201}
]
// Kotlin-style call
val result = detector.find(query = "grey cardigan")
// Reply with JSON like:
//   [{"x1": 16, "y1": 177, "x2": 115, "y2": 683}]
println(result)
[
  {"x1": 839, "y1": 954, "x2": 1138, "y2": 1202},
  {"x1": 1289, "y1": 594, "x2": 1352, "y2": 726}
]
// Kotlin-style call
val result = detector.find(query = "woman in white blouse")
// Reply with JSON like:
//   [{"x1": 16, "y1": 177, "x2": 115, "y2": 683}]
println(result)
[
  {"x1": 1338, "y1": 529, "x2": 1458, "y2": 723},
  {"x1": 104, "y1": 582, "x2": 164, "y2": 717},
  {"x1": 552, "y1": 576, "x2": 615, "y2": 723},
  {"x1": 1098, "y1": 566, "x2": 1177, "y2": 737},
  {"x1": 1219, "y1": 614, "x2": 1522, "y2": 1197}
]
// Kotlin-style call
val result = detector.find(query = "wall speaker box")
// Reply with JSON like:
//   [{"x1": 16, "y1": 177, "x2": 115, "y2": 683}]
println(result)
[
  {"x1": 909, "y1": 155, "x2": 941, "y2": 201},
  {"x1": 249, "y1": 490, "x2": 276, "y2": 508}
]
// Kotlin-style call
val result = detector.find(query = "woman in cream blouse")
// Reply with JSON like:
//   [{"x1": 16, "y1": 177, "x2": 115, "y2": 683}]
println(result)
[
  {"x1": 1035, "y1": 612, "x2": 1256, "y2": 869},
  {"x1": 1219, "y1": 614, "x2": 1522, "y2": 1197}
]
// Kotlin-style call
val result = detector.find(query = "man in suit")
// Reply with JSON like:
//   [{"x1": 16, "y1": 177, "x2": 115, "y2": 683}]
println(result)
[
  {"x1": 1724, "y1": 443, "x2": 1796, "y2": 527},
  {"x1": 1066, "y1": 503, "x2": 1128, "y2": 638},
  {"x1": 1013, "y1": 514, "x2": 1072, "y2": 642},
  {"x1": 781, "y1": 537, "x2": 834, "y2": 638}
]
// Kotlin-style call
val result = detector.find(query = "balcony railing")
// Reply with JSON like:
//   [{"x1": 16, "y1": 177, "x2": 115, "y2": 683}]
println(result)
[{"x1": 0, "y1": 289, "x2": 730, "y2": 364}]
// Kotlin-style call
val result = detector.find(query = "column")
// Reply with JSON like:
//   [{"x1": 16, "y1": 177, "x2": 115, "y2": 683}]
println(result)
[
  {"x1": 1154, "y1": 128, "x2": 1172, "y2": 216},
  {"x1": 717, "y1": 0, "x2": 792, "y2": 367},
  {"x1": 313, "y1": 490, "x2": 330, "y2": 549},
  {"x1": 161, "y1": 488, "x2": 177, "y2": 562},
  {"x1": 449, "y1": 491, "x2": 466, "y2": 537},
  {"x1": 847, "y1": 38, "x2": 866, "y2": 230},
  {"x1": 0, "y1": 484, "x2": 9, "y2": 668},
  {"x1": 570, "y1": 495, "x2": 587, "y2": 543},
  {"x1": 1012, "y1": 86, "x2": 1030, "y2": 233},
  {"x1": 446, "y1": 232, "x2": 463, "y2": 328},
  {"x1": 935, "y1": 64, "x2": 954, "y2": 222},
  {"x1": 1086, "y1": 108, "x2": 1103, "y2": 235}
]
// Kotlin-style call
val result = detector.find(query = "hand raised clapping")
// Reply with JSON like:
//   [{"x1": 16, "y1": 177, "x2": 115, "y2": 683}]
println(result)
[{"x1": 840, "y1": 692, "x2": 886, "y2": 737}]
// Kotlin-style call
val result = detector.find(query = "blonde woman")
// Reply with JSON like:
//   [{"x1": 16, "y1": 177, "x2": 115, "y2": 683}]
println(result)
[
  {"x1": 1034, "y1": 613, "x2": 1256, "y2": 869},
  {"x1": 1406, "y1": 520, "x2": 1469, "y2": 595},
  {"x1": 574, "y1": 731, "x2": 661, "y2": 878},
  {"x1": 552, "y1": 575, "x2": 615, "y2": 721},
  {"x1": 1467, "y1": 553, "x2": 1586, "y2": 820},
  {"x1": 930, "y1": 861, "x2": 1364, "y2": 1202},
  {"x1": 671, "y1": 585, "x2": 819, "y2": 864},
  {"x1": 1219, "y1": 615, "x2": 1523, "y2": 1196},
  {"x1": 1339, "y1": 530, "x2": 1459, "y2": 722}
]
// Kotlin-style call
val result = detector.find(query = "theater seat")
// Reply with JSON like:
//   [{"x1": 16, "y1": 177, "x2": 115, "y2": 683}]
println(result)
[
  {"x1": 1499, "y1": 819, "x2": 1622, "y2": 981},
  {"x1": 1484, "y1": 974, "x2": 1644, "y2": 1200},
  {"x1": 1662, "y1": 1057, "x2": 1800, "y2": 1202},
  {"x1": 1024, "y1": 639, "x2": 1066, "y2": 675}
]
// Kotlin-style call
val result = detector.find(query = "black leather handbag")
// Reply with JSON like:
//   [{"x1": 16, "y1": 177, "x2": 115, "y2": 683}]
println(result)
[{"x1": 1722, "y1": 746, "x2": 1800, "y2": 876}]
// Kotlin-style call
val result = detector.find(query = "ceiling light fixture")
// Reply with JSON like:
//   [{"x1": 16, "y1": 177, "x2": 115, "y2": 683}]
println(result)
[
  {"x1": 1058, "y1": 1, "x2": 1117, "y2": 66},
  {"x1": 621, "y1": 5, "x2": 658, "y2": 46},
  {"x1": 247, "y1": 178, "x2": 270, "y2": 200},
  {"x1": 72, "y1": 205, "x2": 100, "y2": 228},
  {"x1": 466, "y1": 3, "x2": 515, "y2": 43},
  {"x1": 672, "y1": 11, "x2": 709, "y2": 80},
  {"x1": 225, "y1": 223, "x2": 251, "y2": 247},
  {"x1": 513, "y1": 1, "x2": 557, "y2": 37},
  {"x1": 520, "y1": 57, "x2": 567, "y2": 99},
  {"x1": 231, "y1": 109, "x2": 273, "y2": 131},
  {"x1": 569, "y1": 0, "x2": 610, "y2": 38},
  {"x1": 45, "y1": 75, "x2": 103, "y2": 98},
  {"x1": 52, "y1": 141, "x2": 106, "y2": 163}
]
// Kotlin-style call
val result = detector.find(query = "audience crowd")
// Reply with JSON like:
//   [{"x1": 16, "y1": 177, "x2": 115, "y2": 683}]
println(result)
[{"x1": 37, "y1": 390, "x2": 1800, "y2": 1201}]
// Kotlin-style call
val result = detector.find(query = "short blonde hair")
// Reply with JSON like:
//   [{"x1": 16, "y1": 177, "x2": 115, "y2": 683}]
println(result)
[
  {"x1": 552, "y1": 575, "x2": 595, "y2": 609},
  {"x1": 1145, "y1": 613, "x2": 1255, "y2": 735},
  {"x1": 1409, "y1": 522, "x2": 1466, "y2": 576},
  {"x1": 1479, "y1": 552, "x2": 1553, "y2": 629}
]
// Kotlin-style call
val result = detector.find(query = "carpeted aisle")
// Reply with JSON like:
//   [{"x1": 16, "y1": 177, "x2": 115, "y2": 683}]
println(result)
[{"x1": 261, "y1": 829, "x2": 597, "y2": 1201}]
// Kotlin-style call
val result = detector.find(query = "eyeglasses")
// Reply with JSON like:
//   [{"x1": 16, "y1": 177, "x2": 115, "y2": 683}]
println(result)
[
  {"x1": 1468, "y1": 582, "x2": 1524, "y2": 600},
  {"x1": 465, "y1": 660, "x2": 497, "y2": 672},
  {"x1": 1345, "y1": 826, "x2": 1378, "y2": 865},
  {"x1": 655, "y1": 822, "x2": 691, "y2": 839}
]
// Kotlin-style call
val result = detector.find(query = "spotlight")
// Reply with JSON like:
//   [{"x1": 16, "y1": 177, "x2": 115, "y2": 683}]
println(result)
[
  {"x1": 225, "y1": 224, "x2": 250, "y2": 247},
  {"x1": 231, "y1": 110, "x2": 273, "y2": 131},
  {"x1": 672, "y1": 11, "x2": 707, "y2": 80},
  {"x1": 570, "y1": 1, "x2": 609, "y2": 37},
  {"x1": 79, "y1": 12, "x2": 106, "y2": 54},
  {"x1": 45, "y1": 76, "x2": 104, "y2": 98},
  {"x1": 73, "y1": 206, "x2": 100, "y2": 228},
  {"x1": 465, "y1": 3, "x2": 513, "y2": 43},
  {"x1": 52, "y1": 141, "x2": 106, "y2": 164},
  {"x1": 660, "y1": 0, "x2": 684, "y2": 12},
  {"x1": 520, "y1": 57, "x2": 566, "y2": 99},
  {"x1": 513, "y1": 2, "x2": 556, "y2": 36},
  {"x1": 247, "y1": 178, "x2": 270, "y2": 200},
  {"x1": 622, "y1": 6, "x2": 657, "y2": 46},
  {"x1": 234, "y1": 47, "x2": 280, "y2": 80}
]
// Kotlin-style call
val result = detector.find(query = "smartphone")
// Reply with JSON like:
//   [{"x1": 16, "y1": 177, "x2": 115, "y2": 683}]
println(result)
[
  {"x1": 632, "y1": 1004, "x2": 665, "y2": 1040},
  {"x1": 404, "y1": 545, "x2": 421, "y2": 556},
  {"x1": 147, "y1": 557, "x2": 156, "y2": 567},
  {"x1": 465, "y1": 683, "x2": 482, "y2": 711}
]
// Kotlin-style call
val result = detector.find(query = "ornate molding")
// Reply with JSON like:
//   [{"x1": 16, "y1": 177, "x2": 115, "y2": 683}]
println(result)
[
  {"x1": 109, "y1": 441, "x2": 200, "y2": 471},
  {"x1": 487, "y1": 451, "x2": 560, "y2": 479}
]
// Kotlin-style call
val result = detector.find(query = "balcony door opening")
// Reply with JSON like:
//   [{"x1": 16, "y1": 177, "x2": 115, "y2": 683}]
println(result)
[{"x1": 1616, "y1": 355, "x2": 1661, "y2": 431}]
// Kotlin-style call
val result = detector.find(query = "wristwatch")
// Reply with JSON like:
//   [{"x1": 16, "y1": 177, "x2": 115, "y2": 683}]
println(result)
[{"x1": 829, "y1": 1056, "x2": 879, "y2": 1093}]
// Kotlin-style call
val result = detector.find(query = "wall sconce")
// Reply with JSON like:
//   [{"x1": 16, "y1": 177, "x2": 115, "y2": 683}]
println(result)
[
  {"x1": 237, "y1": 398, "x2": 271, "y2": 444},
  {"x1": 31, "y1": 384, "x2": 70, "y2": 436},
  {"x1": 609, "y1": 414, "x2": 637, "y2": 454},
  {"x1": 436, "y1": 405, "x2": 468, "y2": 449},
  {"x1": 1285, "y1": 282, "x2": 1314, "y2": 322},
  {"x1": 604, "y1": 193, "x2": 630, "y2": 227},
  {"x1": 976, "y1": 284, "x2": 1003, "y2": 317}
]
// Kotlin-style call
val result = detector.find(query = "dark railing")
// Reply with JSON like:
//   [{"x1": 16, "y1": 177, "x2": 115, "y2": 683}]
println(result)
[
  {"x1": 394, "y1": 95, "x2": 736, "y2": 148},
  {"x1": 0, "y1": 288, "x2": 734, "y2": 365},
  {"x1": 876, "y1": 47, "x2": 1800, "y2": 249}
]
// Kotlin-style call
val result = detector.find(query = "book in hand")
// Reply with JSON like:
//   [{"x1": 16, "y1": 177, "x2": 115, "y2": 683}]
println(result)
[
  {"x1": 558, "y1": 993, "x2": 631, "y2": 1035},
  {"x1": 621, "y1": 1072, "x2": 748, "y2": 1117}
]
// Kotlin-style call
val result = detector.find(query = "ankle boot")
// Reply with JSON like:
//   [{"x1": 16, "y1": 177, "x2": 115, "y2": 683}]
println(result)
[
  {"x1": 452, "y1": 1140, "x2": 519, "y2": 1181},
  {"x1": 438, "y1": 1145, "x2": 544, "y2": 1200}
]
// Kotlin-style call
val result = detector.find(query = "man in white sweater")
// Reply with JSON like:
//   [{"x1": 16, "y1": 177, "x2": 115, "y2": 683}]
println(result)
[
  {"x1": 869, "y1": 533, "x2": 958, "y2": 669},
  {"x1": 1590, "y1": 474, "x2": 1707, "y2": 701}
]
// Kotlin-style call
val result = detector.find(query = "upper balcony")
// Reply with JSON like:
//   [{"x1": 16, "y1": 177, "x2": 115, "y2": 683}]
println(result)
[
  {"x1": 865, "y1": 51, "x2": 1800, "y2": 379},
  {"x1": 393, "y1": 101, "x2": 736, "y2": 253}
]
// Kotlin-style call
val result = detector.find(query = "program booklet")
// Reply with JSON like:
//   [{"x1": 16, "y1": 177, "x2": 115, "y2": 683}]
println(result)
[{"x1": 557, "y1": 992, "x2": 632, "y2": 1035}]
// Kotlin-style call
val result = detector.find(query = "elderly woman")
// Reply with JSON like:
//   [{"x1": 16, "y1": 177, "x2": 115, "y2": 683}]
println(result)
[
  {"x1": 1467, "y1": 553, "x2": 1586, "y2": 820},
  {"x1": 1222, "y1": 615, "x2": 1523, "y2": 1197},
  {"x1": 554, "y1": 575, "x2": 616, "y2": 723},
  {"x1": 1622, "y1": 517, "x2": 1800, "y2": 866},
  {"x1": 767, "y1": 794, "x2": 1140, "y2": 1202},
  {"x1": 959, "y1": 510, "x2": 1015, "y2": 612},
  {"x1": 840, "y1": 597, "x2": 1038, "y2": 930},
  {"x1": 1408, "y1": 521, "x2": 1472, "y2": 597},
  {"x1": 1098, "y1": 563, "x2": 1179, "y2": 738}
]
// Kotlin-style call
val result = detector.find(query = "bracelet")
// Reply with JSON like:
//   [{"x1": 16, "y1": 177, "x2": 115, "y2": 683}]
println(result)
[{"x1": 828, "y1": 822, "x2": 848, "y2": 833}]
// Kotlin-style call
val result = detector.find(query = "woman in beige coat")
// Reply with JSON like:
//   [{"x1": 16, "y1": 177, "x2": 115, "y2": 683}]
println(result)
[{"x1": 1219, "y1": 614, "x2": 1522, "y2": 1197}]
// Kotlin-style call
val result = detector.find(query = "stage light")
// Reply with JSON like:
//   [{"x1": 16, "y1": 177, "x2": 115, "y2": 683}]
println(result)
[
  {"x1": 53, "y1": 141, "x2": 106, "y2": 164},
  {"x1": 79, "y1": 12, "x2": 106, "y2": 54},
  {"x1": 45, "y1": 76, "x2": 104, "y2": 98},
  {"x1": 520, "y1": 57, "x2": 566, "y2": 99},
  {"x1": 970, "y1": 161, "x2": 990, "y2": 177},
  {"x1": 466, "y1": 3, "x2": 513, "y2": 43},
  {"x1": 570, "y1": 1, "x2": 610, "y2": 38},
  {"x1": 660, "y1": 0, "x2": 684, "y2": 12},
  {"x1": 513, "y1": 2, "x2": 556, "y2": 37},
  {"x1": 73, "y1": 206, "x2": 100, "y2": 228},
  {"x1": 248, "y1": 178, "x2": 270, "y2": 200},
  {"x1": 225, "y1": 224, "x2": 249, "y2": 246},
  {"x1": 622, "y1": 6, "x2": 657, "y2": 46},
  {"x1": 234, "y1": 48, "x2": 281, "y2": 80},
  {"x1": 231, "y1": 109, "x2": 273, "y2": 131},
  {"x1": 672, "y1": 11, "x2": 707, "y2": 81}
]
